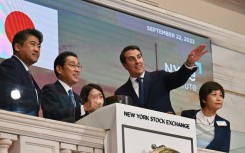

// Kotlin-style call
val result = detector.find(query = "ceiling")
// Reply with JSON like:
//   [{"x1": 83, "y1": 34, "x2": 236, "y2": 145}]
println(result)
[
  {"x1": 137, "y1": 0, "x2": 245, "y2": 15},
  {"x1": 135, "y1": 0, "x2": 245, "y2": 35},
  {"x1": 203, "y1": 0, "x2": 245, "y2": 15}
]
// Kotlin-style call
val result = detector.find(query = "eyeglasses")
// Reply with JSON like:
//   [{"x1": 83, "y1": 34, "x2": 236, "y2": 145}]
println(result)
[{"x1": 66, "y1": 63, "x2": 82, "y2": 69}]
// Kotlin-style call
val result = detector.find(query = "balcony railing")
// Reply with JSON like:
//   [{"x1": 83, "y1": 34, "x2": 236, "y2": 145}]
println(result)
[{"x1": 0, "y1": 109, "x2": 105, "y2": 153}]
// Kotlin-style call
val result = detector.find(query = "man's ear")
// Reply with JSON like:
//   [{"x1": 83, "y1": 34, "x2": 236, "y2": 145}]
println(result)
[
  {"x1": 14, "y1": 43, "x2": 21, "y2": 52},
  {"x1": 122, "y1": 63, "x2": 128, "y2": 70},
  {"x1": 55, "y1": 65, "x2": 62, "y2": 75}
]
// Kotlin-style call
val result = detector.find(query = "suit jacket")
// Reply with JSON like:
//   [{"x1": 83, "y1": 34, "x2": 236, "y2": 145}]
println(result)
[
  {"x1": 181, "y1": 109, "x2": 231, "y2": 152},
  {"x1": 0, "y1": 56, "x2": 40, "y2": 116},
  {"x1": 41, "y1": 81, "x2": 83, "y2": 123},
  {"x1": 115, "y1": 64, "x2": 196, "y2": 114}
]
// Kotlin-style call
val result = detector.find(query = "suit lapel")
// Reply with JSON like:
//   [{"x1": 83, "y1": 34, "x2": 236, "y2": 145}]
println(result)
[
  {"x1": 32, "y1": 77, "x2": 40, "y2": 91},
  {"x1": 125, "y1": 79, "x2": 140, "y2": 106},
  {"x1": 12, "y1": 56, "x2": 34, "y2": 87},
  {"x1": 213, "y1": 115, "x2": 224, "y2": 139},
  {"x1": 207, "y1": 115, "x2": 223, "y2": 149},
  {"x1": 126, "y1": 73, "x2": 151, "y2": 107},
  {"x1": 27, "y1": 71, "x2": 41, "y2": 91},
  {"x1": 55, "y1": 81, "x2": 68, "y2": 95},
  {"x1": 55, "y1": 81, "x2": 81, "y2": 106},
  {"x1": 143, "y1": 72, "x2": 151, "y2": 106}
]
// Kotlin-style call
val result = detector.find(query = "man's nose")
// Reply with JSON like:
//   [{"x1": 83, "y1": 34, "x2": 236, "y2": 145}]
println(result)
[
  {"x1": 34, "y1": 46, "x2": 40, "y2": 52},
  {"x1": 135, "y1": 58, "x2": 140, "y2": 63},
  {"x1": 75, "y1": 67, "x2": 80, "y2": 72}
]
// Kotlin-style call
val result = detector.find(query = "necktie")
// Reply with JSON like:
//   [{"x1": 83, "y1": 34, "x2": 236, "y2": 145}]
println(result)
[
  {"x1": 27, "y1": 70, "x2": 35, "y2": 87},
  {"x1": 136, "y1": 78, "x2": 144, "y2": 106},
  {"x1": 27, "y1": 70, "x2": 39, "y2": 105},
  {"x1": 68, "y1": 89, "x2": 76, "y2": 107}
]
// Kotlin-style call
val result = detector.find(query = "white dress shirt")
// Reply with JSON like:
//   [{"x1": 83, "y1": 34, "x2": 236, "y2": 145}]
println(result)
[
  {"x1": 196, "y1": 110, "x2": 215, "y2": 148},
  {"x1": 130, "y1": 71, "x2": 145, "y2": 97}
]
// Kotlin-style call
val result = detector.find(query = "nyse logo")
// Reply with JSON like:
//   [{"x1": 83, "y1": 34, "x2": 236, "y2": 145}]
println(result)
[{"x1": 164, "y1": 62, "x2": 203, "y2": 91}]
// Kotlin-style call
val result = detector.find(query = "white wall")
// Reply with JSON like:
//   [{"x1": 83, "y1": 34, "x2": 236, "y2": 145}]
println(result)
[{"x1": 212, "y1": 45, "x2": 245, "y2": 132}]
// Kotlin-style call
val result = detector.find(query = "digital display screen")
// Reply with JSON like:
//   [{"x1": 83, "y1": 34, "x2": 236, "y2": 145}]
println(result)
[{"x1": 0, "y1": 0, "x2": 212, "y2": 114}]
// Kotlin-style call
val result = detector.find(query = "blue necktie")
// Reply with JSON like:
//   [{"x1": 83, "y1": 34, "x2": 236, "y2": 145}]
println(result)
[
  {"x1": 136, "y1": 78, "x2": 144, "y2": 106},
  {"x1": 68, "y1": 89, "x2": 76, "y2": 107}
]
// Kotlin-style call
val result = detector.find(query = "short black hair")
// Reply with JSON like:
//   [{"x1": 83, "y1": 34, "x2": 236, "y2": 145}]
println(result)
[
  {"x1": 12, "y1": 28, "x2": 43, "y2": 54},
  {"x1": 54, "y1": 51, "x2": 78, "y2": 77},
  {"x1": 199, "y1": 81, "x2": 225, "y2": 108},
  {"x1": 120, "y1": 45, "x2": 142, "y2": 64},
  {"x1": 80, "y1": 83, "x2": 105, "y2": 103}
]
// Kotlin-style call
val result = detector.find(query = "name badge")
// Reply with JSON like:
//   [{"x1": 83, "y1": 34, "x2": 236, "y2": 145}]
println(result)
[{"x1": 216, "y1": 121, "x2": 227, "y2": 126}]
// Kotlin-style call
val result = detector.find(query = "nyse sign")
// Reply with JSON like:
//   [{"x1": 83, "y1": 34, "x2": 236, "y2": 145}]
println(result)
[{"x1": 164, "y1": 62, "x2": 203, "y2": 92}]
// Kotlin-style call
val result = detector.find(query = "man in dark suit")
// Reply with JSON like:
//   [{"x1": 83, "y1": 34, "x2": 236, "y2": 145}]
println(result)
[
  {"x1": 41, "y1": 51, "x2": 99, "y2": 123},
  {"x1": 0, "y1": 28, "x2": 43, "y2": 116},
  {"x1": 115, "y1": 44, "x2": 208, "y2": 114}
]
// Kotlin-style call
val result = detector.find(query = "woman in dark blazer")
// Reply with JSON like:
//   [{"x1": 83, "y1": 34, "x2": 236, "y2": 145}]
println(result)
[{"x1": 181, "y1": 81, "x2": 230, "y2": 152}]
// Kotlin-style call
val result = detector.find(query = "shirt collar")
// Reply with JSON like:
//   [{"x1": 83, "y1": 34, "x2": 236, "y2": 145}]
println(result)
[
  {"x1": 58, "y1": 80, "x2": 72, "y2": 94},
  {"x1": 130, "y1": 71, "x2": 145, "y2": 83},
  {"x1": 14, "y1": 55, "x2": 29, "y2": 71}
]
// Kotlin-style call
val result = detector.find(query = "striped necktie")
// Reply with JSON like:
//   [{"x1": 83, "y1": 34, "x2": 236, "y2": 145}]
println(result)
[{"x1": 68, "y1": 89, "x2": 76, "y2": 107}]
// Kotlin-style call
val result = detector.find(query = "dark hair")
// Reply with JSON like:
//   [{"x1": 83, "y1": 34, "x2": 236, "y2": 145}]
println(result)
[
  {"x1": 12, "y1": 28, "x2": 43, "y2": 54},
  {"x1": 54, "y1": 51, "x2": 78, "y2": 77},
  {"x1": 199, "y1": 81, "x2": 225, "y2": 108},
  {"x1": 80, "y1": 83, "x2": 105, "y2": 103},
  {"x1": 120, "y1": 45, "x2": 142, "y2": 64}
]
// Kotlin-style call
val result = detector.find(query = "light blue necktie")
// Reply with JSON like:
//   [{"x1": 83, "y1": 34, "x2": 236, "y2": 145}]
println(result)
[
  {"x1": 68, "y1": 89, "x2": 76, "y2": 107},
  {"x1": 136, "y1": 78, "x2": 144, "y2": 106}
]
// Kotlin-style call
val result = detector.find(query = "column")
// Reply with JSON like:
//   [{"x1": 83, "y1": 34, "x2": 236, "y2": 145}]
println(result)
[
  {"x1": 0, "y1": 133, "x2": 17, "y2": 153},
  {"x1": 60, "y1": 143, "x2": 76, "y2": 153},
  {"x1": 0, "y1": 139, "x2": 12, "y2": 153},
  {"x1": 77, "y1": 146, "x2": 93, "y2": 153}
]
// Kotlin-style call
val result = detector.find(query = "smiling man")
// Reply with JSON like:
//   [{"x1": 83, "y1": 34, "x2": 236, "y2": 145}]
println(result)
[
  {"x1": 115, "y1": 44, "x2": 208, "y2": 114},
  {"x1": 0, "y1": 28, "x2": 43, "y2": 116},
  {"x1": 41, "y1": 51, "x2": 94, "y2": 123}
]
